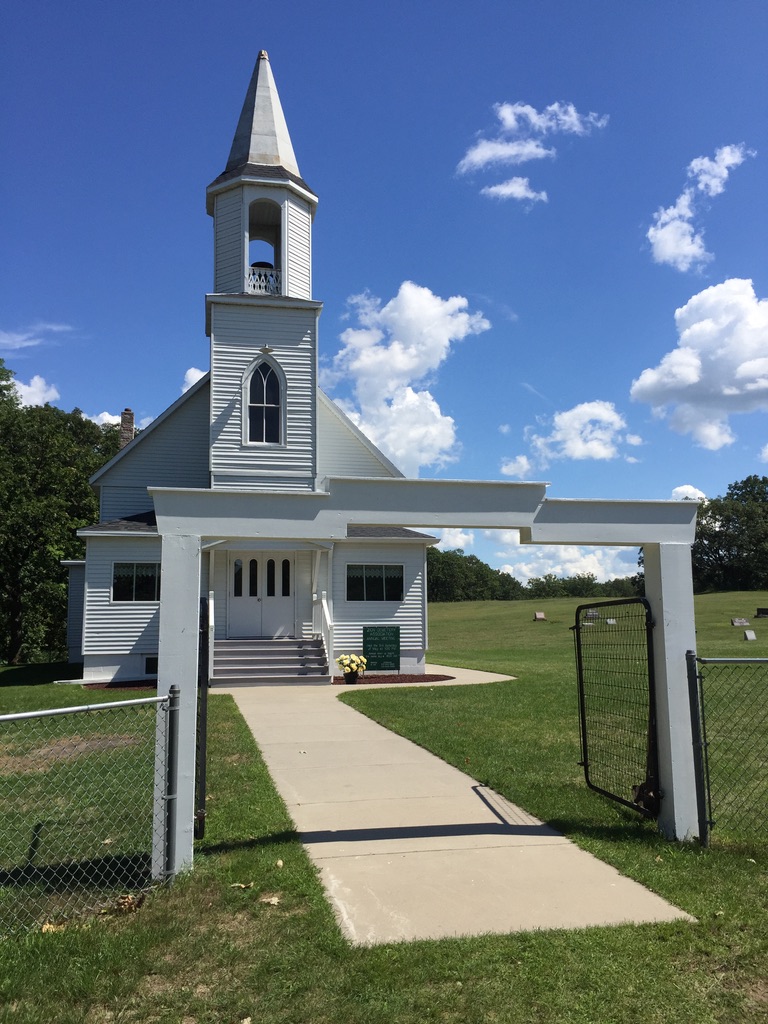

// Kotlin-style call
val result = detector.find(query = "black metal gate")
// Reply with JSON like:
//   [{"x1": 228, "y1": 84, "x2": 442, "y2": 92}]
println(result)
[{"x1": 572, "y1": 598, "x2": 660, "y2": 818}]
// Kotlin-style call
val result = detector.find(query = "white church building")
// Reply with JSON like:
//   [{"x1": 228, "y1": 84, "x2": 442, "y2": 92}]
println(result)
[
  {"x1": 67, "y1": 51, "x2": 702, "y2": 857},
  {"x1": 70, "y1": 51, "x2": 441, "y2": 687}
]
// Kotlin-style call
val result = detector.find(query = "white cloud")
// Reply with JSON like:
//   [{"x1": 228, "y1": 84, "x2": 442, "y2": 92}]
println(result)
[
  {"x1": 688, "y1": 143, "x2": 752, "y2": 197},
  {"x1": 458, "y1": 99, "x2": 607, "y2": 202},
  {"x1": 344, "y1": 387, "x2": 458, "y2": 478},
  {"x1": 528, "y1": 400, "x2": 628, "y2": 464},
  {"x1": 671, "y1": 484, "x2": 706, "y2": 500},
  {"x1": 328, "y1": 281, "x2": 490, "y2": 476},
  {"x1": 647, "y1": 189, "x2": 711, "y2": 272},
  {"x1": 480, "y1": 177, "x2": 548, "y2": 203},
  {"x1": 647, "y1": 144, "x2": 752, "y2": 271},
  {"x1": 138, "y1": 415, "x2": 154, "y2": 430},
  {"x1": 14, "y1": 374, "x2": 60, "y2": 406},
  {"x1": 630, "y1": 278, "x2": 768, "y2": 449},
  {"x1": 494, "y1": 101, "x2": 608, "y2": 136},
  {"x1": 498, "y1": 423, "x2": 511, "y2": 435},
  {"x1": 437, "y1": 528, "x2": 475, "y2": 550},
  {"x1": 490, "y1": 530, "x2": 637, "y2": 584},
  {"x1": 500, "y1": 454, "x2": 532, "y2": 478},
  {"x1": 88, "y1": 411, "x2": 121, "y2": 426},
  {"x1": 458, "y1": 139, "x2": 555, "y2": 174},
  {"x1": 0, "y1": 322, "x2": 73, "y2": 352},
  {"x1": 182, "y1": 366, "x2": 206, "y2": 393}
]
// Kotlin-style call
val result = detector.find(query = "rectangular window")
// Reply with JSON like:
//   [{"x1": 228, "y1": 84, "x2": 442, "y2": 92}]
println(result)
[
  {"x1": 113, "y1": 563, "x2": 161, "y2": 602},
  {"x1": 346, "y1": 564, "x2": 404, "y2": 602}
]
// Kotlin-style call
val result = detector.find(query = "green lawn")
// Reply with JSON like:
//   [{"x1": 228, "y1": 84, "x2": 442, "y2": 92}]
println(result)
[
  {"x1": 0, "y1": 595, "x2": 765, "y2": 1023},
  {"x1": 0, "y1": 679, "x2": 160, "y2": 937}
]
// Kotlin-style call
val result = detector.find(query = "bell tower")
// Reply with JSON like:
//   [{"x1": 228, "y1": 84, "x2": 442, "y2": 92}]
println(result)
[
  {"x1": 205, "y1": 52, "x2": 322, "y2": 491},
  {"x1": 206, "y1": 50, "x2": 317, "y2": 298}
]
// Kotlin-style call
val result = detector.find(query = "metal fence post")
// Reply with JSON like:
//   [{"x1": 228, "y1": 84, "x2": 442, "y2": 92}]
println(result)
[
  {"x1": 164, "y1": 685, "x2": 181, "y2": 883},
  {"x1": 686, "y1": 650, "x2": 710, "y2": 847}
]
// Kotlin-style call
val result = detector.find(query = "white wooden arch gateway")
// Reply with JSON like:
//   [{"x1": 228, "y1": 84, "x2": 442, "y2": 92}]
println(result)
[{"x1": 150, "y1": 477, "x2": 699, "y2": 871}]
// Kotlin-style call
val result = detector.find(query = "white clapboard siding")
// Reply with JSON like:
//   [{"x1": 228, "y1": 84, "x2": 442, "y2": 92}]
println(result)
[
  {"x1": 295, "y1": 551, "x2": 314, "y2": 637},
  {"x1": 331, "y1": 544, "x2": 427, "y2": 653},
  {"x1": 286, "y1": 197, "x2": 311, "y2": 299},
  {"x1": 66, "y1": 563, "x2": 85, "y2": 660},
  {"x1": 210, "y1": 304, "x2": 317, "y2": 486},
  {"x1": 100, "y1": 486, "x2": 156, "y2": 521},
  {"x1": 214, "y1": 190, "x2": 245, "y2": 293},
  {"x1": 82, "y1": 538, "x2": 161, "y2": 654},
  {"x1": 317, "y1": 392, "x2": 401, "y2": 479}
]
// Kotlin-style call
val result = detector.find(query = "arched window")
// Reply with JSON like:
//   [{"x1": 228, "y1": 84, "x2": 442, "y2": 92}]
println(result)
[{"x1": 247, "y1": 362, "x2": 282, "y2": 443}]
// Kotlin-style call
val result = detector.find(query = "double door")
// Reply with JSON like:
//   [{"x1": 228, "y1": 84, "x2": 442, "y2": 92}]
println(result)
[{"x1": 227, "y1": 551, "x2": 294, "y2": 638}]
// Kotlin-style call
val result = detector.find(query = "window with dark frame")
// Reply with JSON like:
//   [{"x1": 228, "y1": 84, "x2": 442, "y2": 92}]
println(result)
[
  {"x1": 248, "y1": 362, "x2": 281, "y2": 443},
  {"x1": 346, "y1": 564, "x2": 404, "y2": 602},
  {"x1": 112, "y1": 563, "x2": 161, "y2": 602}
]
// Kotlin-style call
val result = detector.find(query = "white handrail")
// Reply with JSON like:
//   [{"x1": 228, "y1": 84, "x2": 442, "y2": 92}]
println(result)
[
  {"x1": 313, "y1": 589, "x2": 334, "y2": 670},
  {"x1": 208, "y1": 590, "x2": 215, "y2": 682}
]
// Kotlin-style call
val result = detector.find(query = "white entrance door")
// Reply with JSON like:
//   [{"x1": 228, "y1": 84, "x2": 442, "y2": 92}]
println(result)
[{"x1": 227, "y1": 552, "x2": 295, "y2": 638}]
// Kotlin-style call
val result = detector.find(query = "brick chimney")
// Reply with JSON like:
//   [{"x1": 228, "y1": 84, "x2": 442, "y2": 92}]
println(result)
[{"x1": 119, "y1": 408, "x2": 135, "y2": 450}]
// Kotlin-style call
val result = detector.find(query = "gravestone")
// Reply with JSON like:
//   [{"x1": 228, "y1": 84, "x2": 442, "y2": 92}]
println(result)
[
  {"x1": 744, "y1": 629, "x2": 757, "y2": 642},
  {"x1": 731, "y1": 617, "x2": 750, "y2": 626},
  {"x1": 756, "y1": 608, "x2": 768, "y2": 618},
  {"x1": 534, "y1": 611, "x2": 546, "y2": 621},
  {"x1": 606, "y1": 618, "x2": 617, "y2": 625}
]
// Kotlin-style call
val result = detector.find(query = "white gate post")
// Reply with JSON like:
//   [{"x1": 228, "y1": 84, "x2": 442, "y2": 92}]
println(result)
[
  {"x1": 156, "y1": 532, "x2": 202, "y2": 872},
  {"x1": 643, "y1": 542, "x2": 699, "y2": 840}
]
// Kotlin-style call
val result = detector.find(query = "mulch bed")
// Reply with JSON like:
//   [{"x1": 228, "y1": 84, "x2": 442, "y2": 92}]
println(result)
[
  {"x1": 82, "y1": 674, "x2": 455, "y2": 690},
  {"x1": 333, "y1": 674, "x2": 454, "y2": 685}
]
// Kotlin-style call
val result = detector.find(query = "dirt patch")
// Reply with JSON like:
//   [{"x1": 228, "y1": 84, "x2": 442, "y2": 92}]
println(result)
[
  {"x1": 333, "y1": 673, "x2": 455, "y2": 685},
  {"x1": 0, "y1": 734, "x2": 141, "y2": 773}
]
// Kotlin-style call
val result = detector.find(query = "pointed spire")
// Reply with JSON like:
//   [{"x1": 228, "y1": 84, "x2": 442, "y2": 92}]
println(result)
[{"x1": 225, "y1": 51, "x2": 300, "y2": 178}]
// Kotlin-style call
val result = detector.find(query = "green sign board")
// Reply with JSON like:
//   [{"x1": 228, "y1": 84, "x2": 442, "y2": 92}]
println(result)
[{"x1": 363, "y1": 626, "x2": 400, "y2": 671}]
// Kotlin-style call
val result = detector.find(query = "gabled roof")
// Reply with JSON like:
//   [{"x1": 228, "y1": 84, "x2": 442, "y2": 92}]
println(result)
[
  {"x1": 89, "y1": 372, "x2": 210, "y2": 485},
  {"x1": 79, "y1": 511, "x2": 158, "y2": 536},
  {"x1": 317, "y1": 389, "x2": 404, "y2": 479}
]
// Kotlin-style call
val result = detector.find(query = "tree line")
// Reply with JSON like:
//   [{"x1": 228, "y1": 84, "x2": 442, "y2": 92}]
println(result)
[
  {"x1": 426, "y1": 546, "x2": 640, "y2": 603},
  {"x1": 0, "y1": 360, "x2": 120, "y2": 664}
]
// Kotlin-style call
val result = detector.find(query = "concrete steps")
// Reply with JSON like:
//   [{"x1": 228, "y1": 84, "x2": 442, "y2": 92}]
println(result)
[{"x1": 211, "y1": 637, "x2": 331, "y2": 686}]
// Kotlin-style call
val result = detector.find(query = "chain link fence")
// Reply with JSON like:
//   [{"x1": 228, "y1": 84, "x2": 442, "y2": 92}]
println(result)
[
  {"x1": 687, "y1": 655, "x2": 768, "y2": 846},
  {"x1": 0, "y1": 692, "x2": 177, "y2": 936}
]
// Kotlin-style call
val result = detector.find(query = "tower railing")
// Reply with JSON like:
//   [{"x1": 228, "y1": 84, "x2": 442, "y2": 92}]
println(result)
[{"x1": 246, "y1": 266, "x2": 282, "y2": 295}]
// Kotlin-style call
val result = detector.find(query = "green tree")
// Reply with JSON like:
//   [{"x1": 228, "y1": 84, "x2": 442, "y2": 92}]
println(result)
[
  {"x1": 692, "y1": 476, "x2": 768, "y2": 592},
  {"x1": 0, "y1": 361, "x2": 120, "y2": 663},
  {"x1": 525, "y1": 573, "x2": 567, "y2": 599},
  {"x1": 426, "y1": 547, "x2": 524, "y2": 602}
]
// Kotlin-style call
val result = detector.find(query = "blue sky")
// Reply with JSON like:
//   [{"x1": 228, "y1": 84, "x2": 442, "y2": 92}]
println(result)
[{"x1": 2, "y1": 1, "x2": 767, "y2": 581}]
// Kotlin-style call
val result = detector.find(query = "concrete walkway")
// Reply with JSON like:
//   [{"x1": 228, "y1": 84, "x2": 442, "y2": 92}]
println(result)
[{"x1": 219, "y1": 667, "x2": 694, "y2": 945}]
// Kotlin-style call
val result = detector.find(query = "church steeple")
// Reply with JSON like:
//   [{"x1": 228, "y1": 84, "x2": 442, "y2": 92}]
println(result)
[
  {"x1": 225, "y1": 50, "x2": 301, "y2": 179},
  {"x1": 206, "y1": 52, "x2": 317, "y2": 299},
  {"x1": 206, "y1": 52, "x2": 322, "y2": 493}
]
